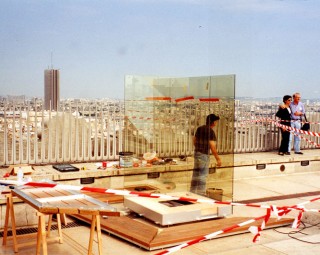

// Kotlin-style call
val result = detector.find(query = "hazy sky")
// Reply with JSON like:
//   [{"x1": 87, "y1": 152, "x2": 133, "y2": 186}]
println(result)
[{"x1": 1, "y1": 0, "x2": 320, "y2": 99}]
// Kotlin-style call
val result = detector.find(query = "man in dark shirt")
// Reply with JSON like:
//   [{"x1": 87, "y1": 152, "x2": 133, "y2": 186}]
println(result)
[{"x1": 190, "y1": 114, "x2": 221, "y2": 195}]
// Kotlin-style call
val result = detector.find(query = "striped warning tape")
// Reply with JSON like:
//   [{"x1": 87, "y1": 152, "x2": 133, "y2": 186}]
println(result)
[
  {"x1": 240, "y1": 117, "x2": 320, "y2": 148},
  {"x1": 0, "y1": 179, "x2": 293, "y2": 216},
  {"x1": 242, "y1": 117, "x2": 320, "y2": 125},
  {"x1": 0, "y1": 180, "x2": 320, "y2": 217},
  {"x1": 141, "y1": 96, "x2": 220, "y2": 103},
  {"x1": 155, "y1": 214, "x2": 269, "y2": 255},
  {"x1": 275, "y1": 121, "x2": 320, "y2": 137},
  {"x1": 154, "y1": 197, "x2": 320, "y2": 255},
  {"x1": 274, "y1": 122, "x2": 320, "y2": 147},
  {"x1": 175, "y1": 96, "x2": 195, "y2": 103},
  {"x1": 1, "y1": 179, "x2": 319, "y2": 216},
  {"x1": 1, "y1": 179, "x2": 320, "y2": 254},
  {"x1": 154, "y1": 207, "x2": 291, "y2": 255}
]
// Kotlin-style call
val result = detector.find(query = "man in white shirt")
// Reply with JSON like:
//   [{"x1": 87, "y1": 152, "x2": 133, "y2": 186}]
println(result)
[{"x1": 289, "y1": 92, "x2": 305, "y2": 154}]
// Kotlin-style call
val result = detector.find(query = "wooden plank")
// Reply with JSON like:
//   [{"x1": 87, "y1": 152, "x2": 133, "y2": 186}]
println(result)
[
  {"x1": 27, "y1": 188, "x2": 68, "y2": 199},
  {"x1": 38, "y1": 207, "x2": 59, "y2": 214},
  {"x1": 150, "y1": 217, "x2": 293, "y2": 249},
  {"x1": 58, "y1": 207, "x2": 79, "y2": 214},
  {"x1": 100, "y1": 211, "x2": 121, "y2": 217},
  {"x1": 2, "y1": 195, "x2": 11, "y2": 246},
  {"x1": 56, "y1": 197, "x2": 88, "y2": 208},
  {"x1": 71, "y1": 215, "x2": 294, "y2": 251},
  {"x1": 80, "y1": 191, "x2": 123, "y2": 204},
  {"x1": 74, "y1": 215, "x2": 158, "y2": 248}
]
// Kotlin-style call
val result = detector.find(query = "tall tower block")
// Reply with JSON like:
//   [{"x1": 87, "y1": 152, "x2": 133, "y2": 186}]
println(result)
[{"x1": 44, "y1": 69, "x2": 60, "y2": 111}]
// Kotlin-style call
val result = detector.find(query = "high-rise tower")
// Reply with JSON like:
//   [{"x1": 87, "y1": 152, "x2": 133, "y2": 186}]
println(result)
[{"x1": 44, "y1": 69, "x2": 60, "y2": 111}]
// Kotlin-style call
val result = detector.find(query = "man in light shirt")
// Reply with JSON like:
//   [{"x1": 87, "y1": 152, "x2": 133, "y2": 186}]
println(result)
[{"x1": 289, "y1": 92, "x2": 305, "y2": 154}]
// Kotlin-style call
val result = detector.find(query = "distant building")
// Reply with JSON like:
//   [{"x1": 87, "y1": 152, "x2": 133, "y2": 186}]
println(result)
[
  {"x1": 7, "y1": 95, "x2": 26, "y2": 104},
  {"x1": 44, "y1": 69, "x2": 60, "y2": 111}
]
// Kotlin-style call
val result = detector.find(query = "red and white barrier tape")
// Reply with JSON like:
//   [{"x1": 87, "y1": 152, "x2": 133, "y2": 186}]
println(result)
[
  {"x1": 1, "y1": 180, "x2": 319, "y2": 216},
  {"x1": 175, "y1": 96, "x2": 195, "y2": 103},
  {"x1": 0, "y1": 180, "x2": 297, "y2": 217},
  {"x1": 275, "y1": 122, "x2": 320, "y2": 147},
  {"x1": 1, "y1": 180, "x2": 319, "y2": 232},
  {"x1": 249, "y1": 208, "x2": 272, "y2": 242},
  {"x1": 155, "y1": 212, "x2": 272, "y2": 255},
  {"x1": 240, "y1": 117, "x2": 320, "y2": 147},
  {"x1": 243, "y1": 117, "x2": 320, "y2": 137},
  {"x1": 243, "y1": 117, "x2": 320, "y2": 126},
  {"x1": 155, "y1": 201, "x2": 315, "y2": 255},
  {"x1": 293, "y1": 132, "x2": 320, "y2": 148},
  {"x1": 0, "y1": 179, "x2": 261, "y2": 207},
  {"x1": 131, "y1": 96, "x2": 220, "y2": 103},
  {"x1": 275, "y1": 121, "x2": 320, "y2": 137},
  {"x1": 2, "y1": 179, "x2": 320, "y2": 254}
]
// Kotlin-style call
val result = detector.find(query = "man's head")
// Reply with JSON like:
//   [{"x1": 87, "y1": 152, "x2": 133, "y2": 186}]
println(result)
[
  {"x1": 206, "y1": 114, "x2": 220, "y2": 127},
  {"x1": 293, "y1": 92, "x2": 301, "y2": 104}
]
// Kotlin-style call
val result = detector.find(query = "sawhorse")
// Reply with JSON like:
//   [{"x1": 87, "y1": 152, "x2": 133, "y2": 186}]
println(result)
[{"x1": 2, "y1": 193, "x2": 63, "y2": 255}]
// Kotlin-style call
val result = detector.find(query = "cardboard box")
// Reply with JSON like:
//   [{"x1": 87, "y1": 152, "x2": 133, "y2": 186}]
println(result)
[{"x1": 206, "y1": 188, "x2": 223, "y2": 201}]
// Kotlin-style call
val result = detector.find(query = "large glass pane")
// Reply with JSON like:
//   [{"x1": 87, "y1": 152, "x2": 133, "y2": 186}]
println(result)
[{"x1": 123, "y1": 74, "x2": 235, "y2": 225}]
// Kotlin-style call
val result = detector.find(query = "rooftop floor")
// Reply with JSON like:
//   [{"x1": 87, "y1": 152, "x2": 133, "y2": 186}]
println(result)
[{"x1": 1, "y1": 149, "x2": 320, "y2": 255}]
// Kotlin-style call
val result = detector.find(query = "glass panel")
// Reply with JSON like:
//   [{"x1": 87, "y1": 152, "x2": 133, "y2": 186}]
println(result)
[{"x1": 124, "y1": 74, "x2": 235, "y2": 224}]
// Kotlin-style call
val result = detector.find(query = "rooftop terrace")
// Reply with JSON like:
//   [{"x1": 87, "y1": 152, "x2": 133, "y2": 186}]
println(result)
[{"x1": 1, "y1": 149, "x2": 320, "y2": 255}]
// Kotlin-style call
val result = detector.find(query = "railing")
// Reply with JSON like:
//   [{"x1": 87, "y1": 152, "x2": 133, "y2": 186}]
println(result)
[{"x1": 0, "y1": 99, "x2": 319, "y2": 166}]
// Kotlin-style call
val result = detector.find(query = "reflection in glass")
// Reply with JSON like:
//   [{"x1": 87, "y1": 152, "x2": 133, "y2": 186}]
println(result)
[{"x1": 124, "y1": 75, "x2": 235, "y2": 204}]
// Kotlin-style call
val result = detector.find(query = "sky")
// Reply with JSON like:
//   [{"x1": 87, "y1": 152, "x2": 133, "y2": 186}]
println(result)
[{"x1": 1, "y1": 0, "x2": 320, "y2": 100}]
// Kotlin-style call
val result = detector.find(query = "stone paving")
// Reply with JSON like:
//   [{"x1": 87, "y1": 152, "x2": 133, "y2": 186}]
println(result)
[{"x1": 1, "y1": 149, "x2": 320, "y2": 254}]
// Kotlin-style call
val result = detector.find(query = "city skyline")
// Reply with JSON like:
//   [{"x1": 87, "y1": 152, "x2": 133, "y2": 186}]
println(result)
[{"x1": 1, "y1": 0, "x2": 320, "y2": 100}]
